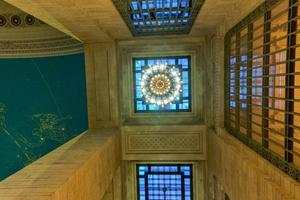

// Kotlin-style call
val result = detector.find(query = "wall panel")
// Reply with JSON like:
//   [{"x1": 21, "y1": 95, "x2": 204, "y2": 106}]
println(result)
[
  {"x1": 85, "y1": 43, "x2": 119, "y2": 128},
  {"x1": 122, "y1": 125, "x2": 206, "y2": 160}
]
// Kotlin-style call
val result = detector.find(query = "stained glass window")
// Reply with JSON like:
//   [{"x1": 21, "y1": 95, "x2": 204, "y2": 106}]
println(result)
[
  {"x1": 112, "y1": 0, "x2": 204, "y2": 36},
  {"x1": 133, "y1": 56, "x2": 191, "y2": 112},
  {"x1": 137, "y1": 164, "x2": 193, "y2": 200},
  {"x1": 225, "y1": 0, "x2": 300, "y2": 182}
]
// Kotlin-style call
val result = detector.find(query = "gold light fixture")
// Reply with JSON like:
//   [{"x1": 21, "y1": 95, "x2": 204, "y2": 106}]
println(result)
[{"x1": 140, "y1": 64, "x2": 182, "y2": 106}]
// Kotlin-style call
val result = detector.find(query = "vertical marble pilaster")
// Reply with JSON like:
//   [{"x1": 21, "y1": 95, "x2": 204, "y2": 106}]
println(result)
[
  {"x1": 84, "y1": 43, "x2": 119, "y2": 128},
  {"x1": 213, "y1": 24, "x2": 226, "y2": 131}
]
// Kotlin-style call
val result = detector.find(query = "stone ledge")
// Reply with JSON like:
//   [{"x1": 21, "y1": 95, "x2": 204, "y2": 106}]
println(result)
[{"x1": 0, "y1": 128, "x2": 121, "y2": 200}]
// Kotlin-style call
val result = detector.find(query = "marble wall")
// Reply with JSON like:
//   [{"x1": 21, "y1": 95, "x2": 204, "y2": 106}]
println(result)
[
  {"x1": 0, "y1": 53, "x2": 88, "y2": 180},
  {"x1": 207, "y1": 129, "x2": 300, "y2": 200}
]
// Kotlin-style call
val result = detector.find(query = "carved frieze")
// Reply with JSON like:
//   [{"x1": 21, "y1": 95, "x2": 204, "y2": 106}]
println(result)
[
  {"x1": 0, "y1": 36, "x2": 83, "y2": 58},
  {"x1": 127, "y1": 133, "x2": 202, "y2": 152},
  {"x1": 122, "y1": 125, "x2": 206, "y2": 160}
]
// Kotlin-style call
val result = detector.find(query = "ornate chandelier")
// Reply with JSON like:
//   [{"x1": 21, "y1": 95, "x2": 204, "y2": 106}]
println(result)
[{"x1": 141, "y1": 64, "x2": 182, "y2": 106}]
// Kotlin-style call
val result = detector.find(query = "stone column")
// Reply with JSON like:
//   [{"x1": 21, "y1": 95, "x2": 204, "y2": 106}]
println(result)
[
  {"x1": 84, "y1": 42, "x2": 119, "y2": 128},
  {"x1": 213, "y1": 24, "x2": 226, "y2": 132}
]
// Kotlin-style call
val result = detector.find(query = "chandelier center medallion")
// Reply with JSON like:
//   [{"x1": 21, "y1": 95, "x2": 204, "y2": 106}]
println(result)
[{"x1": 140, "y1": 64, "x2": 182, "y2": 106}]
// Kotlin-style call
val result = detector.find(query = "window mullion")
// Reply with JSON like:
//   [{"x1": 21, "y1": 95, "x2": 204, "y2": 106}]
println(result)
[
  {"x1": 285, "y1": 0, "x2": 298, "y2": 163},
  {"x1": 247, "y1": 24, "x2": 254, "y2": 138},
  {"x1": 181, "y1": 170, "x2": 185, "y2": 200},
  {"x1": 236, "y1": 33, "x2": 241, "y2": 130},
  {"x1": 262, "y1": 11, "x2": 271, "y2": 148},
  {"x1": 224, "y1": 36, "x2": 231, "y2": 129}
]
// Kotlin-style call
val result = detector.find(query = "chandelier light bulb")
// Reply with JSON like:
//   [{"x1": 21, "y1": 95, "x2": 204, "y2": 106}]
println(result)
[{"x1": 140, "y1": 64, "x2": 182, "y2": 106}]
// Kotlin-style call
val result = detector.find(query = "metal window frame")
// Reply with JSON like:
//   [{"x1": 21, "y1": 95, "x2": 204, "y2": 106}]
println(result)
[
  {"x1": 136, "y1": 163, "x2": 193, "y2": 200},
  {"x1": 285, "y1": 0, "x2": 298, "y2": 163},
  {"x1": 247, "y1": 23, "x2": 254, "y2": 139},
  {"x1": 224, "y1": 0, "x2": 300, "y2": 182},
  {"x1": 111, "y1": 0, "x2": 205, "y2": 36}
]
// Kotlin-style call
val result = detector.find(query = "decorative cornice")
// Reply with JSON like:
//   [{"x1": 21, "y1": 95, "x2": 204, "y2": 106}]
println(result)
[
  {"x1": 0, "y1": 2, "x2": 83, "y2": 58},
  {"x1": 0, "y1": 36, "x2": 83, "y2": 58}
]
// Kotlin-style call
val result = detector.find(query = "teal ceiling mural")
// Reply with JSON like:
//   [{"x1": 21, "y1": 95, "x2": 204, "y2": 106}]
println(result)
[{"x1": 0, "y1": 53, "x2": 88, "y2": 180}]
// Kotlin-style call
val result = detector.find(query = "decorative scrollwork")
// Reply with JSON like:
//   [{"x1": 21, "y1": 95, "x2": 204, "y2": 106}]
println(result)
[{"x1": 126, "y1": 133, "x2": 202, "y2": 153}]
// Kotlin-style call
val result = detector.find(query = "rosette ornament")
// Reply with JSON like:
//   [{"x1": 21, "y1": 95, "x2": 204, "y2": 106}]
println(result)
[{"x1": 141, "y1": 64, "x2": 182, "y2": 106}]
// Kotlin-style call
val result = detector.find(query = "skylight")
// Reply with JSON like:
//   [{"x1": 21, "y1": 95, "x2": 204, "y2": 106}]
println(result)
[
  {"x1": 133, "y1": 56, "x2": 191, "y2": 112},
  {"x1": 112, "y1": 0, "x2": 204, "y2": 36},
  {"x1": 137, "y1": 164, "x2": 193, "y2": 200}
]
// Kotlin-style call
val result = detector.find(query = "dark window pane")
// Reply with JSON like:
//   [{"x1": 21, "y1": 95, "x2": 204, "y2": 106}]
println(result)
[{"x1": 137, "y1": 164, "x2": 193, "y2": 200}]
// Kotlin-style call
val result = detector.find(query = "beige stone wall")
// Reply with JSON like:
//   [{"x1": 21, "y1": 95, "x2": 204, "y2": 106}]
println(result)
[
  {"x1": 222, "y1": 0, "x2": 265, "y2": 33},
  {"x1": 102, "y1": 167, "x2": 122, "y2": 200},
  {"x1": 85, "y1": 43, "x2": 119, "y2": 128},
  {"x1": 207, "y1": 129, "x2": 300, "y2": 200}
]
